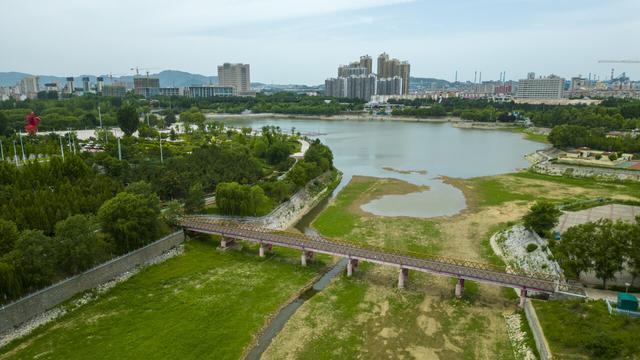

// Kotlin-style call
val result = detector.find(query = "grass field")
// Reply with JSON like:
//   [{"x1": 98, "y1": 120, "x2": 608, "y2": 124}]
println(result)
[
  {"x1": 265, "y1": 266, "x2": 516, "y2": 360},
  {"x1": 0, "y1": 238, "x2": 327, "y2": 360},
  {"x1": 313, "y1": 176, "x2": 441, "y2": 254},
  {"x1": 534, "y1": 299, "x2": 640, "y2": 359}
]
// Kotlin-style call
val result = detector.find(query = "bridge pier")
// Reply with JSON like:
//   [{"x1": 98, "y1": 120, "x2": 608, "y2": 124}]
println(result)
[
  {"x1": 519, "y1": 289, "x2": 528, "y2": 308},
  {"x1": 398, "y1": 268, "x2": 409, "y2": 289},
  {"x1": 259, "y1": 243, "x2": 266, "y2": 257},
  {"x1": 346, "y1": 258, "x2": 358, "y2": 277},
  {"x1": 219, "y1": 236, "x2": 235, "y2": 250},
  {"x1": 301, "y1": 250, "x2": 314, "y2": 266},
  {"x1": 455, "y1": 278, "x2": 465, "y2": 298}
]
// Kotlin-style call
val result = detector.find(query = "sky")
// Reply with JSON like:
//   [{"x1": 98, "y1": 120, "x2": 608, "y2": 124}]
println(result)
[{"x1": 1, "y1": 0, "x2": 639, "y2": 84}]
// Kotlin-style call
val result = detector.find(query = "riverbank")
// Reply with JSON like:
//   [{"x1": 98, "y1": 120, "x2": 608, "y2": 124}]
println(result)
[{"x1": 206, "y1": 112, "x2": 462, "y2": 123}]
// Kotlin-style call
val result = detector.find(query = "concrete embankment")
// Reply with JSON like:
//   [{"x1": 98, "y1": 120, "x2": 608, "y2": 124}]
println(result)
[{"x1": 201, "y1": 171, "x2": 340, "y2": 231}]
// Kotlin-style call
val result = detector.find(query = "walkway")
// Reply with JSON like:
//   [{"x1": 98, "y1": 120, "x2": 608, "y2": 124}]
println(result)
[{"x1": 181, "y1": 217, "x2": 584, "y2": 303}]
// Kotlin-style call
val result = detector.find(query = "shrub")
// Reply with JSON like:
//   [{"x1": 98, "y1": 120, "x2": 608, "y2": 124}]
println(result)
[{"x1": 526, "y1": 243, "x2": 539, "y2": 252}]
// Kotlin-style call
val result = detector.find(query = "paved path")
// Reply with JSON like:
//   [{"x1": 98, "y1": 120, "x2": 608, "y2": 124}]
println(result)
[{"x1": 555, "y1": 204, "x2": 640, "y2": 233}]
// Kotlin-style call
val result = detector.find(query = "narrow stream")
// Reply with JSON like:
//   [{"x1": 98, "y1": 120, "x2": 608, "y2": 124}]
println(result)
[{"x1": 245, "y1": 192, "x2": 342, "y2": 360}]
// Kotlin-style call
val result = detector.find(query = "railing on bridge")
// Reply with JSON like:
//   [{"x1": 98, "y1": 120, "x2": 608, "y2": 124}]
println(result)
[{"x1": 181, "y1": 216, "x2": 584, "y2": 297}]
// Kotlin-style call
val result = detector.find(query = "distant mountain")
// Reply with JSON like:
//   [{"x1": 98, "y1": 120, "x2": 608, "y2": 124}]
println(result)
[
  {"x1": 410, "y1": 77, "x2": 453, "y2": 91},
  {"x1": 0, "y1": 70, "x2": 218, "y2": 88}
]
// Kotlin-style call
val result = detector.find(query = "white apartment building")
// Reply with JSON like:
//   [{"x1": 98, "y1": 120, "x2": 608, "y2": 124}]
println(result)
[
  {"x1": 217, "y1": 63, "x2": 250, "y2": 93},
  {"x1": 516, "y1": 73, "x2": 564, "y2": 99}
]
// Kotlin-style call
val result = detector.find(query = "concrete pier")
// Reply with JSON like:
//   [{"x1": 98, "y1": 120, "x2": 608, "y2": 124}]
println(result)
[
  {"x1": 398, "y1": 268, "x2": 408, "y2": 289},
  {"x1": 519, "y1": 288, "x2": 528, "y2": 308},
  {"x1": 455, "y1": 278, "x2": 465, "y2": 298},
  {"x1": 220, "y1": 236, "x2": 234, "y2": 250},
  {"x1": 347, "y1": 258, "x2": 358, "y2": 277},
  {"x1": 301, "y1": 251, "x2": 307, "y2": 266},
  {"x1": 259, "y1": 243, "x2": 266, "y2": 257}
]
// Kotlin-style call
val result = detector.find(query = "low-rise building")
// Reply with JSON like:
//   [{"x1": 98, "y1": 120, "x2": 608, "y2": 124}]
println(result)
[{"x1": 188, "y1": 85, "x2": 236, "y2": 97}]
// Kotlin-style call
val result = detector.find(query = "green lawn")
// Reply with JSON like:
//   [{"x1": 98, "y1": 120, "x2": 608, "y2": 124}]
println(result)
[
  {"x1": 534, "y1": 299, "x2": 640, "y2": 359},
  {"x1": 0, "y1": 238, "x2": 326, "y2": 360}
]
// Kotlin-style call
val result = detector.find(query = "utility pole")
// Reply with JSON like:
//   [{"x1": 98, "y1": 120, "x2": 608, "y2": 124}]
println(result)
[
  {"x1": 19, "y1": 132, "x2": 26, "y2": 161},
  {"x1": 59, "y1": 136, "x2": 65, "y2": 160},
  {"x1": 13, "y1": 141, "x2": 19, "y2": 166},
  {"x1": 159, "y1": 134, "x2": 163, "y2": 163},
  {"x1": 117, "y1": 136, "x2": 122, "y2": 161}
]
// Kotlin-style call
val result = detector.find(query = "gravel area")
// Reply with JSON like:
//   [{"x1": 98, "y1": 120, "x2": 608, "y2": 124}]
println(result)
[
  {"x1": 504, "y1": 313, "x2": 537, "y2": 360},
  {"x1": 491, "y1": 225, "x2": 563, "y2": 279}
]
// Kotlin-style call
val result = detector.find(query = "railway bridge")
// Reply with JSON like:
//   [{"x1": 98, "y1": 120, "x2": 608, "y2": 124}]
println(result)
[{"x1": 181, "y1": 216, "x2": 583, "y2": 306}]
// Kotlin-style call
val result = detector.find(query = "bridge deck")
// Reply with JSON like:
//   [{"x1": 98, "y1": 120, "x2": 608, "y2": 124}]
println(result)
[{"x1": 182, "y1": 216, "x2": 579, "y2": 295}]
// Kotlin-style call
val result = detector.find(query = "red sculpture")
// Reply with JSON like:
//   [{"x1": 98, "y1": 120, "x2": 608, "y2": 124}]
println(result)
[{"x1": 25, "y1": 112, "x2": 41, "y2": 135}]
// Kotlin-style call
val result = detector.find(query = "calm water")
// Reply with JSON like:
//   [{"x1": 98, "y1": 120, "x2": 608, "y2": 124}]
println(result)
[{"x1": 222, "y1": 118, "x2": 544, "y2": 218}]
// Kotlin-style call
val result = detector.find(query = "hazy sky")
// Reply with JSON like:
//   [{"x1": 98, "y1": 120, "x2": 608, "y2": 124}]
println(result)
[{"x1": 2, "y1": 0, "x2": 639, "y2": 84}]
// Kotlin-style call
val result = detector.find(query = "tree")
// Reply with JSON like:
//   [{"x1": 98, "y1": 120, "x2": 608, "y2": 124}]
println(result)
[
  {"x1": 627, "y1": 218, "x2": 640, "y2": 286},
  {"x1": 54, "y1": 214, "x2": 102, "y2": 274},
  {"x1": 215, "y1": 182, "x2": 269, "y2": 216},
  {"x1": 0, "y1": 219, "x2": 19, "y2": 256},
  {"x1": 591, "y1": 219, "x2": 628, "y2": 288},
  {"x1": 184, "y1": 183, "x2": 205, "y2": 214},
  {"x1": 555, "y1": 222, "x2": 596, "y2": 279},
  {"x1": 0, "y1": 260, "x2": 21, "y2": 300},
  {"x1": 13, "y1": 230, "x2": 56, "y2": 290},
  {"x1": 97, "y1": 192, "x2": 160, "y2": 253},
  {"x1": 161, "y1": 200, "x2": 183, "y2": 228},
  {"x1": 523, "y1": 201, "x2": 561, "y2": 236},
  {"x1": 117, "y1": 104, "x2": 139, "y2": 136},
  {"x1": 0, "y1": 111, "x2": 9, "y2": 136}
]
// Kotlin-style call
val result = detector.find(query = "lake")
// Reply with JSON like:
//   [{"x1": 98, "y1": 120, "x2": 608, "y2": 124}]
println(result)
[{"x1": 221, "y1": 118, "x2": 544, "y2": 218}]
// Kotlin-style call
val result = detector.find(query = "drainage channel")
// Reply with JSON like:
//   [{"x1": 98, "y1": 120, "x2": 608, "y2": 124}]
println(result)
[{"x1": 245, "y1": 192, "x2": 342, "y2": 360}]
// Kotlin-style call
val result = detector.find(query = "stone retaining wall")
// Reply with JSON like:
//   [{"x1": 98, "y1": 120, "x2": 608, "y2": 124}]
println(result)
[
  {"x1": 524, "y1": 299, "x2": 553, "y2": 360},
  {"x1": 0, "y1": 231, "x2": 185, "y2": 335},
  {"x1": 533, "y1": 163, "x2": 640, "y2": 182}
]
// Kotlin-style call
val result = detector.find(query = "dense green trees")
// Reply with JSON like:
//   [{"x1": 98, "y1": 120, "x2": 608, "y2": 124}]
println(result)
[
  {"x1": 117, "y1": 103, "x2": 139, "y2": 136},
  {"x1": 549, "y1": 124, "x2": 640, "y2": 154},
  {"x1": 215, "y1": 182, "x2": 269, "y2": 216},
  {"x1": 184, "y1": 183, "x2": 205, "y2": 214},
  {"x1": 97, "y1": 191, "x2": 161, "y2": 253},
  {"x1": 54, "y1": 215, "x2": 103, "y2": 274},
  {"x1": 523, "y1": 201, "x2": 562, "y2": 236},
  {"x1": 554, "y1": 218, "x2": 640, "y2": 288}
]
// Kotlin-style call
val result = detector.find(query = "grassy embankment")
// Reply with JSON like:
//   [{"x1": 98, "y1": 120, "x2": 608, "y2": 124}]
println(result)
[{"x1": 0, "y1": 239, "x2": 329, "y2": 360}]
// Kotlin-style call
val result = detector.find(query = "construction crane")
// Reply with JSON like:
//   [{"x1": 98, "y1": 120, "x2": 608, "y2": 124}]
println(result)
[
  {"x1": 598, "y1": 60, "x2": 640, "y2": 64},
  {"x1": 131, "y1": 67, "x2": 158, "y2": 78}
]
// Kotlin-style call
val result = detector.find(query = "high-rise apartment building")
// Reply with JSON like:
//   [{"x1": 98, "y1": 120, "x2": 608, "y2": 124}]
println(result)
[
  {"x1": 376, "y1": 76, "x2": 403, "y2": 96},
  {"x1": 82, "y1": 77, "x2": 91, "y2": 92},
  {"x1": 516, "y1": 73, "x2": 564, "y2": 99},
  {"x1": 376, "y1": 53, "x2": 410, "y2": 94},
  {"x1": 19, "y1": 76, "x2": 39, "y2": 98},
  {"x1": 217, "y1": 63, "x2": 250, "y2": 93},
  {"x1": 359, "y1": 55, "x2": 372, "y2": 75}
]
